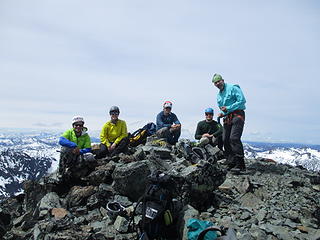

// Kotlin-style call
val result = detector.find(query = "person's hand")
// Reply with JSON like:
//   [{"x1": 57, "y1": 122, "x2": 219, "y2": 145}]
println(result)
[
  {"x1": 171, "y1": 124, "x2": 181, "y2": 129},
  {"x1": 72, "y1": 147, "x2": 80, "y2": 155},
  {"x1": 109, "y1": 143, "x2": 117, "y2": 151},
  {"x1": 220, "y1": 106, "x2": 227, "y2": 112},
  {"x1": 202, "y1": 133, "x2": 210, "y2": 138}
]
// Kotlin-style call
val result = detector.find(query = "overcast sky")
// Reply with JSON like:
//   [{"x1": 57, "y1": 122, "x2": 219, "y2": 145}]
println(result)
[{"x1": 0, "y1": 0, "x2": 319, "y2": 144}]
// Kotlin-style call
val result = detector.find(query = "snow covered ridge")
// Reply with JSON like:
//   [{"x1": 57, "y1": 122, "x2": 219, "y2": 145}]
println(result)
[
  {"x1": 0, "y1": 129, "x2": 320, "y2": 199},
  {"x1": 0, "y1": 130, "x2": 61, "y2": 199},
  {"x1": 244, "y1": 142, "x2": 320, "y2": 172},
  {"x1": 0, "y1": 130, "x2": 60, "y2": 172}
]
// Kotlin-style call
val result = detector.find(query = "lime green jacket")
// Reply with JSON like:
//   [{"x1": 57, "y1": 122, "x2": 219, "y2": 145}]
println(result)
[
  {"x1": 100, "y1": 120, "x2": 128, "y2": 147},
  {"x1": 60, "y1": 128, "x2": 91, "y2": 151}
]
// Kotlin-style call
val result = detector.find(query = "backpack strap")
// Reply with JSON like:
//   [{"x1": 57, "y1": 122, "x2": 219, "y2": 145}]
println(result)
[{"x1": 197, "y1": 226, "x2": 221, "y2": 240}]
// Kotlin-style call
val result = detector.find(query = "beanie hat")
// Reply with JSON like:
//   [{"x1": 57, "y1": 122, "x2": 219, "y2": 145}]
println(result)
[
  {"x1": 212, "y1": 73, "x2": 223, "y2": 83},
  {"x1": 72, "y1": 116, "x2": 84, "y2": 124}
]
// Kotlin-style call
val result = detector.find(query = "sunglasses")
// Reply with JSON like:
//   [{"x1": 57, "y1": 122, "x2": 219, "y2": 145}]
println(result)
[
  {"x1": 205, "y1": 113, "x2": 213, "y2": 116},
  {"x1": 74, "y1": 123, "x2": 84, "y2": 127},
  {"x1": 110, "y1": 111, "x2": 119, "y2": 115}
]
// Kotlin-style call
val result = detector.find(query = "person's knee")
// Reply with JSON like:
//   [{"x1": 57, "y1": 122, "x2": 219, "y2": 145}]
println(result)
[
  {"x1": 156, "y1": 127, "x2": 170, "y2": 138},
  {"x1": 211, "y1": 136, "x2": 219, "y2": 146},
  {"x1": 199, "y1": 137, "x2": 210, "y2": 146},
  {"x1": 230, "y1": 135, "x2": 241, "y2": 143},
  {"x1": 100, "y1": 143, "x2": 108, "y2": 151}
]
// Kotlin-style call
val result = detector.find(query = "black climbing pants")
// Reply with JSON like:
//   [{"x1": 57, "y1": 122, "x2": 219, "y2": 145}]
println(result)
[
  {"x1": 95, "y1": 137, "x2": 129, "y2": 159},
  {"x1": 223, "y1": 111, "x2": 245, "y2": 166}
]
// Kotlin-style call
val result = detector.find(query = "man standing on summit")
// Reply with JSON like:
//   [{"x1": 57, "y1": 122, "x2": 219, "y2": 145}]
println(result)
[{"x1": 212, "y1": 74, "x2": 246, "y2": 171}]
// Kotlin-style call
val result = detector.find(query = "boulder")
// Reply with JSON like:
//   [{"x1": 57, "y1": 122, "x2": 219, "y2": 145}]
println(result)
[
  {"x1": 114, "y1": 216, "x2": 129, "y2": 233},
  {"x1": 38, "y1": 192, "x2": 61, "y2": 219},
  {"x1": 179, "y1": 162, "x2": 226, "y2": 210},
  {"x1": 0, "y1": 209, "x2": 11, "y2": 238},
  {"x1": 84, "y1": 162, "x2": 115, "y2": 185},
  {"x1": 51, "y1": 208, "x2": 68, "y2": 220},
  {"x1": 133, "y1": 148, "x2": 146, "y2": 161},
  {"x1": 141, "y1": 146, "x2": 172, "y2": 159},
  {"x1": 112, "y1": 161, "x2": 151, "y2": 201},
  {"x1": 66, "y1": 186, "x2": 96, "y2": 208}
]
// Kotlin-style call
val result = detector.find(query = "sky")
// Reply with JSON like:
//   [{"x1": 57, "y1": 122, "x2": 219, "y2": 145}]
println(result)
[{"x1": 0, "y1": 0, "x2": 319, "y2": 144}]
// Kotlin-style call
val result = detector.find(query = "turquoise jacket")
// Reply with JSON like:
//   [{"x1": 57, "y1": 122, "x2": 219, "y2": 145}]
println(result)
[{"x1": 217, "y1": 83, "x2": 246, "y2": 115}]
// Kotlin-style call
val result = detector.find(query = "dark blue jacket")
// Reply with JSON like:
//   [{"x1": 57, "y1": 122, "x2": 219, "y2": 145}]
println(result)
[{"x1": 156, "y1": 111, "x2": 181, "y2": 131}]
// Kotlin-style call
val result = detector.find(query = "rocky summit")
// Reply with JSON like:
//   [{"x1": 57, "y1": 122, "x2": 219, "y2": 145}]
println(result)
[{"x1": 0, "y1": 138, "x2": 320, "y2": 240}]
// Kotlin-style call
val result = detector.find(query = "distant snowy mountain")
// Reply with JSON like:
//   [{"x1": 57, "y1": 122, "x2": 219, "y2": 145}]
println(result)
[
  {"x1": 244, "y1": 141, "x2": 320, "y2": 172},
  {"x1": 0, "y1": 130, "x2": 60, "y2": 199},
  {"x1": 0, "y1": 129, "x2": 320, "y2": 199}
]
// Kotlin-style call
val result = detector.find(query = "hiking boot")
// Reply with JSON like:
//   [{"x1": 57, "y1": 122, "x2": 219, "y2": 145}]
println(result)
[
  {"x1": 221, "y1": 155, "x2": 234, "y2": 165},
  {"x1": 224, "y1": 156, "x2": 237, "y2": 170},
  {"x1": 227, "y1": 162, "x2": 237, "y2": 170},
  {"x1": 230, "y1": 157, "x2": 246, "y2": 173}
]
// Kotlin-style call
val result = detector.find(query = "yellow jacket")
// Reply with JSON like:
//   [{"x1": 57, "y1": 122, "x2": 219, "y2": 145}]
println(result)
[{"x1": 100, "y1": 119, "x2": 128, "y2": 147}]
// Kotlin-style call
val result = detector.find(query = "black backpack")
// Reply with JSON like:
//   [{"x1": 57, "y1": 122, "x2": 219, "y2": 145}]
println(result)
[
  {"x1": 134, "y1": 171, "x2": 178, "y2": 240},
  {"x1": 190, "y1": 147, "x2": 209, "y2": 164}
]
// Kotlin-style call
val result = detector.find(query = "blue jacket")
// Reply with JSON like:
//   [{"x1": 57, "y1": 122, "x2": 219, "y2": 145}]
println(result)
[
  {"x1": 156, "y1": 111, "x2": 181, "y2": 131},
  {"x1": 217, "y1": 83, "x2": 246, "y2": 115}
]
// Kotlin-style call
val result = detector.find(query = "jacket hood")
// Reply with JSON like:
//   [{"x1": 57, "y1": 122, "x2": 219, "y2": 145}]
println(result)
[{"x1": 81, "y1": 127, "x2": 88, "y2": 136}]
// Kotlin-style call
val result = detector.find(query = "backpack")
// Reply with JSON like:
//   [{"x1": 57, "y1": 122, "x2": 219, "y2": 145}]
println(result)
[
  {"x1": 129, "y1": 122, "x2": 157, "y2": 147},
  {"x1": 129, "y1": 129, "x2": 148, "y2": 147},
  {"x1": 190, "y1": 147, "x2": 209, "y2": 164},
  {"x1": 143, "y1": 122, "x2": 157, "y2": 136},
  {"x1": 134, "y1": 171, "x2": 178, "y2": 240}
]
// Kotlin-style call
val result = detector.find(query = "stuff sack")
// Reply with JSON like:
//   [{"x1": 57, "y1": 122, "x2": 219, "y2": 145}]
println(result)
[{"x1": 187, "y1": 218, "x2": 218, "y2": 240}]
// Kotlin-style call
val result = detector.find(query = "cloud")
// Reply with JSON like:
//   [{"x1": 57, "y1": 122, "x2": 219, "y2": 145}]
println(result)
[
  {"x1": 33, "y1": 122, "x2": 63, "y2": 128},
  {"x1": 0, "y1": 0, "x2": 319, "y2": 144}
]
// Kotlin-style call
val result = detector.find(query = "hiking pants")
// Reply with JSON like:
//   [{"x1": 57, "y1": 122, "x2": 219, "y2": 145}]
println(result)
[
  {"x1": 199, "y1": 136, "x2": 223, "y2": 151},
  {"x1": 59, "y1": 147, "x2": 79, "y2": 174},
  {"x1": 217, "y1": 135, "x2": 223, "y2": 151},
  {"x1": 156, "y1": 127, "x2": 181, "y2": 145},
  {"x1": 223, "y1": 113, "x2": 245, "y2": 164},
  {"x1": 95, "y1": 137, "x2": 129, "y2": 159}
]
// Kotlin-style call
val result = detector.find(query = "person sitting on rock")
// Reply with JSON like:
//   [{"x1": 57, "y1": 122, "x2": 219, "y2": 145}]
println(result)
[
  {"x1": 95, "y1": 106, "x2": 129, "y2": 159},
  {"x1": 58, "y1": 116, "x2": 92, "y2": 177},
  {"x1": 195, "y1": 108, "x2": 223, "y2": 149},
  {"x1": 156, "y1": 101, "x2": 181, "y2": 145}
]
